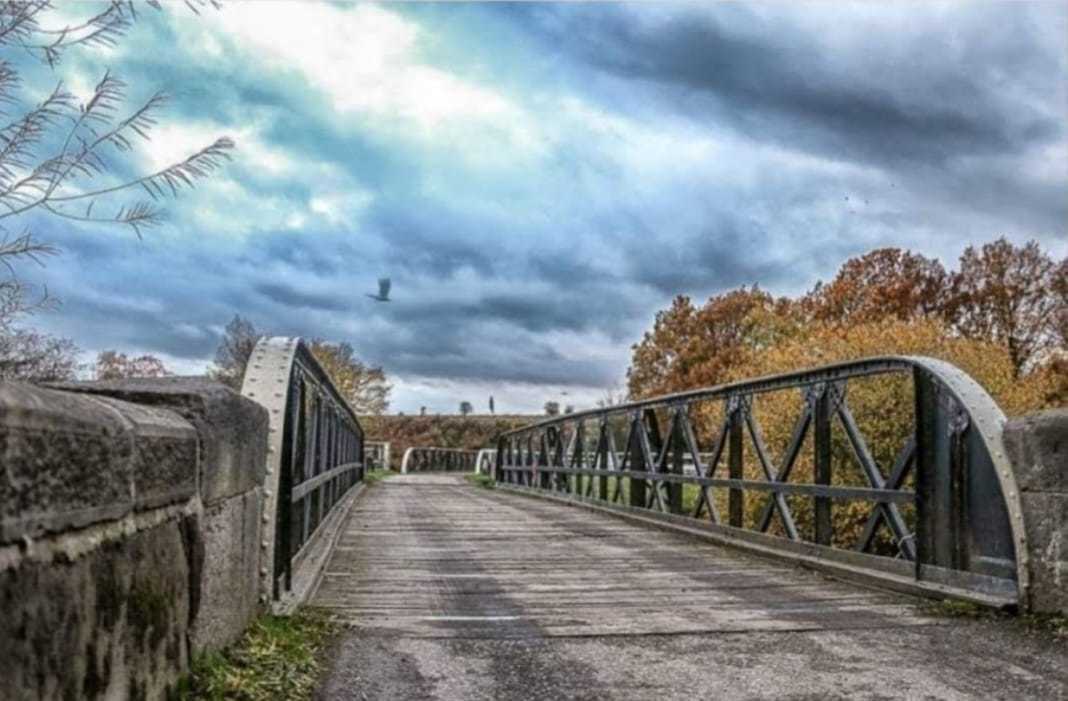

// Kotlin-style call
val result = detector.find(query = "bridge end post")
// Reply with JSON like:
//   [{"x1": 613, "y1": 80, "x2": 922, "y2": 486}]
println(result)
[{"x1": 1004, "y1": 409, "x2": 1068, "y2": 615}]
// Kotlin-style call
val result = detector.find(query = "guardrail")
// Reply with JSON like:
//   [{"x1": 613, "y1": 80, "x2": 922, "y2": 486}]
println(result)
[
  {"x1": 241, "y1": 337, "x2": 364, "y2": 604},
  {"x1": 400, "y1": 447, "x2": 479, "y2": 473},
  {"x1": 365, "y1": 440, "x2": 392, "y2": 471},
  {"x1": 495, "y1": 356, "x2": 1027, "y2": 607},
  {"x1": 475, "y1": 448, "x2": 497, "y2": 476}
]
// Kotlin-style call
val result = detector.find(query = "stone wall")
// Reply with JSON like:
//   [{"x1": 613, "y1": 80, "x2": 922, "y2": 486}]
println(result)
[
  {"x1": 1004, "y1": 408, "x2": 1068, "y2": 615},
  {"x1": 0, "y1": 378, "x2": 267, "y2": 700}
]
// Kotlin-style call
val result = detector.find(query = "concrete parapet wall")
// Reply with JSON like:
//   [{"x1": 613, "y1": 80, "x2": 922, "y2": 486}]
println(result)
[
  {"x1": 1004, "y1": 409, "x2": 1068, "y2": 615},
  {"x1": 0, "y1": 378, "x2": 268, "y2": 700}
]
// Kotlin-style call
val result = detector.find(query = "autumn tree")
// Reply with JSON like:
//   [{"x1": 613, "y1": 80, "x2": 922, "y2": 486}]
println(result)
[
  {"x1": 947, "y1": 238, "x2": 1064, "y2": 375},
  {"x1": 0, "y1": 328, "x2": 77, "y2": 381},
  {"x1": 802, "y1": 248, "x2": 948, "y2": 324},
  {"x1": 627, "y1": 238, "x2": 1064, "y2": 411},
  {"x1": 0, "y1": 236, "x2": 76, "y2": 382},
  {"x1": 597, "y1": 385, "x2": 627, "y2": 408},
  {"x1": 209, "y1": 314, "x2": 261, "y2": 389},
  {"x1": 0, "y1": 2, "x2": 231, "y2": 379},
  {"x1": 309, "y1": 339, "x2": 391, "y2": 415},
  {"x1": 627, "y1": 287, "x2": 799, "y2": 399},
  {"x1": 94, "y1": 350, "x2": 170, "y2": 380},
  {"x1": 1053, "y1": 257, "x2": 1068, "y2": 347}
]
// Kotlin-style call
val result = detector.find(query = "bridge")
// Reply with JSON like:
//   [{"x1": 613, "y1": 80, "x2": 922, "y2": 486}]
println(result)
[{"x1": 1, "y1": 336, "x2": 1065, "y2": 699}]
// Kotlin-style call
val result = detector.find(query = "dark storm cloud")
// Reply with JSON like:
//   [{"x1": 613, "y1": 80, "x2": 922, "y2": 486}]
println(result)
[
  {"x1": 254, "y1": 282, "x2": 351, "y2": 312},
  {"x1": 518, "y1": 4, "x2": 1064, "y2": 169}
]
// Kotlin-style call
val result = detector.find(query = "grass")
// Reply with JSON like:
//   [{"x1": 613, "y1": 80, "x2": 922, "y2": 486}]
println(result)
[
  {"x1": 923, "y1": 599, "x2": 1068, "y2": 641},
  {"x1": 178, "y1": 609, "x2": 339, "y2": 700},
  {"x1": 465, "y1": 472, "x2": 496, "y2": 489},
  {"x1": 363, "y1": 468, "x2": 395, "y2": 486}
]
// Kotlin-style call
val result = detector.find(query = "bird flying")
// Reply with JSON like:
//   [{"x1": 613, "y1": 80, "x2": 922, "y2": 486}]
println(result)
[{"x1": 367, "y1": 277, "x2": 391, "y2": 302}]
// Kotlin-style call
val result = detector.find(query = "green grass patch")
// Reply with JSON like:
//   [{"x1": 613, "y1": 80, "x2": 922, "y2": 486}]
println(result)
[
  {"x1": 923, "y1": 599, "x2": 1068, "y2": 640},
  {"x1": 465, "y1": 472, "x2": 496, "y2": 489},
  {"x1": 178, "y1": 609, "x2": 339, "y2": 700},
  {"x1": 363, "y1": 468, "x2": 395, "y2": 486},
  {"x1": 1019, "y1": 611, "x2": 1068, "y2": 639}
]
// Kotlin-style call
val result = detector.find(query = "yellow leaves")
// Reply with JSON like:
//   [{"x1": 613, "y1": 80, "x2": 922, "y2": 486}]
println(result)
[
  {"x1": 308, "y1": 339, "x2": 391, "y2": 415},
  {"x1": 625, "y1": 239, "x2": 1066, "y2": 549}
]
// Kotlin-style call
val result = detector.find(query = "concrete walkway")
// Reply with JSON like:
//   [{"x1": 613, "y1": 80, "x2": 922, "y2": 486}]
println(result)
[{"x1": 313, "y1": 475, "x2": 1067, "y2": 700}]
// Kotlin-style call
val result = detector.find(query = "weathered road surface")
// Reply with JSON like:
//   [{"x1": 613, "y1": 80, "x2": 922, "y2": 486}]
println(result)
[{"x1": 314, "y1": 475, "x2": 1067, "y2": 700}]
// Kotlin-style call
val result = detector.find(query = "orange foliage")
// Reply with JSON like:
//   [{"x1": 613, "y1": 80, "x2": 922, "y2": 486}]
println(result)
[
  {"x1": 625, "y1": 238, "x2": 1066, "y2": 548},
  {"x1": 802, "y1": 247, "x2": 947, "y2": 324},
  {"x1": 627, "y1": 287, "x2": 800, "y2": 399}
]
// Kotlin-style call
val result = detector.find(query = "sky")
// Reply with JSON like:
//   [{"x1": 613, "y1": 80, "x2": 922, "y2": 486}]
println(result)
[{"x1": 14, "y1": 1, "x2": 1068, "y2": 414}]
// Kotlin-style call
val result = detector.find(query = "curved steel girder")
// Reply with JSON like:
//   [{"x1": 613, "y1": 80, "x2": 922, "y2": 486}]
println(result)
[
  {"x1": 240, "y1": 336, "x2": 364, "y2": 602},
  {"x1": 497, "y1": 355, "x2": 1028, "y2": 600},
  {"x1": 475, "y1": 448, "x2": 497, "y2": 476}
]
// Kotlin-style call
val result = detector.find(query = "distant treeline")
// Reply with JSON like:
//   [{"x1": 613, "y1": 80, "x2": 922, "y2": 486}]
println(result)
[{"x1": 362, "y1": 414, "x2": 538, "y2": 469}]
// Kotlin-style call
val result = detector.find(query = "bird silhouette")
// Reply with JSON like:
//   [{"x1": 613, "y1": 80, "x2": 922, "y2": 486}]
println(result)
[{"x1": 366, "y1": 277, "x2": 391, "y2": 302}]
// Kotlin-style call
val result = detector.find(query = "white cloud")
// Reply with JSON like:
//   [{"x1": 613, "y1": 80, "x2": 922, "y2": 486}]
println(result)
[
  {"x1": 389, "y1": 374, "x2": 609, "y2": 415},
  {"x1": 310, "y1": 190, "x2": 374, "y2": 225},
  {"x1": 210, "y1": 3, "x2": 537, "y2": 146},
  {"x1": 138, "y1": 121, "x2": 293, "y2": 176}
]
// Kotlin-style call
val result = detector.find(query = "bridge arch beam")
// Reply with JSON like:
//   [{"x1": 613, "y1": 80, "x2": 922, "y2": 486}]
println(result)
[{"x1": 241, "y1": 336, "x2": 365, "y2": 608}]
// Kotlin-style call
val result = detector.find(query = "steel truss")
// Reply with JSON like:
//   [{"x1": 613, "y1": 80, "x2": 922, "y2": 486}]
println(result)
[
  {"x1": 495, "y1": 356, "x2": 1028, "y2": 606},
  {"x1": 241, "y1": 337, "x2": 365, "y2": 603}
]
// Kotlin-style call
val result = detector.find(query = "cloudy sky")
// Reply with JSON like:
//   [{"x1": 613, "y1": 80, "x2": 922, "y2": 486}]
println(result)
[{"x1": 17, "y1": 1, "x2": 1068, "y2": 413}]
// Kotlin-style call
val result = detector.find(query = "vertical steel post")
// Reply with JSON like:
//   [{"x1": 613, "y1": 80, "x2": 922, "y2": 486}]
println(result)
[
  {"x1": 539, "y1": 433, "x2": 551, "y2": 490},
  {"x1": 598, "y1": 420, "x2": 609, "y2": 501},
  {"x1": 728, "y1": 401, "x2": 744, "y2": 528},
  {"x1": 915, "y1": 367, "x2": 958, "y2": 573},
  {"x1": 814, "y1": 385, "x2": 833, "y2": 546},
  {"x1": 668, "y1": 410, "x2": 684, "y2": 514},
  {"x1": 628, "y1": 413, "x2": 647, "y2": 509}
]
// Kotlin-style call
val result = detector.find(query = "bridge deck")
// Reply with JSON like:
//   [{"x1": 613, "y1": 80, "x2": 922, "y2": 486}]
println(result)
[{"x1": 314, "y1": 475, "x2": 1067, "y2": 700}]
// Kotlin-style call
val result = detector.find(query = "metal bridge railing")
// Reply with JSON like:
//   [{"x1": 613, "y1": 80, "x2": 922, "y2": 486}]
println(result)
[
  {"x1": 241, "y1": 337, "x2": 365, "y2": 604},
  {"x1": 365, "y1": 440, "x2": 392, "y2": 471},
  {"x1": 495, "y1": 356, "x2": 1028, "y2": 607},
  {"x1": 474, "y1": 448, "x2": 497, "y2": 476},
  {"x1": 401, "y1": 447, "x2": 480, "y2": 473}
]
